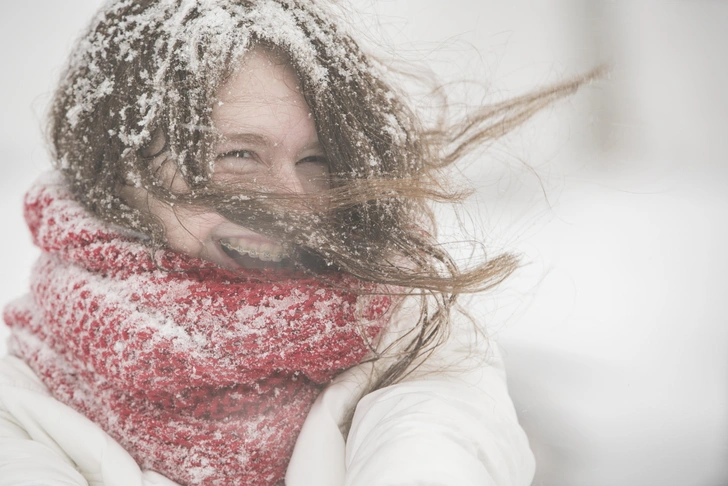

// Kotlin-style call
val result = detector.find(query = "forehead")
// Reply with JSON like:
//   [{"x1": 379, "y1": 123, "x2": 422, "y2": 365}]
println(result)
[
  {"x1": 213, "y1": 48, "x2": 309, "y2": 130},
  {"x1": 216, "y1": 48, "x2": 302, "y2": 105}
]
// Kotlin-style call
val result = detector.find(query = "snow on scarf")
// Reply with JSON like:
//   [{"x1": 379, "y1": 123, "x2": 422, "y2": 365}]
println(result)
[{"x1": 3, "y1": 174, "x2": 390, "y2": 486}]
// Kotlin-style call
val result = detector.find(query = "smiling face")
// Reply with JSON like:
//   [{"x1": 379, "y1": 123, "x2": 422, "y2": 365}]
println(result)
[{"x1": 122, "y1": 48, "x2": 329, "y2": 270}]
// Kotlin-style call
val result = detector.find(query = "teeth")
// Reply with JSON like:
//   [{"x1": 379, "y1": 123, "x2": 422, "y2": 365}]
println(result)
[{"x1": 220, "y1": 238, "x2": 288, "y2": 263}]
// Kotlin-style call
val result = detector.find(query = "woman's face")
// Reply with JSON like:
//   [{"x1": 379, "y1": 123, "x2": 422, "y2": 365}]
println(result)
[{"x1": 125, "y1": 49, "x2": 328, "y2": 270}]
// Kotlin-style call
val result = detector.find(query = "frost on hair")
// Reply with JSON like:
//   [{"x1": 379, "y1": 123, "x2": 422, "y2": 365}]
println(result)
[{"x1": 62, "y1": 0, "x2": 337, "y2": 150}]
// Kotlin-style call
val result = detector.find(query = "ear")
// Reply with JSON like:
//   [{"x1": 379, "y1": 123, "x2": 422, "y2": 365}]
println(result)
[{"x1": 140, "y1": 127, "x2": 167, "y2": 158}]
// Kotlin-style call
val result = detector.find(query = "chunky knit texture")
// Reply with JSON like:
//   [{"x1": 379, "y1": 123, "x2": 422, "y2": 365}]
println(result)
[{"x1": 3, "y1": 175, "x2": 390, "y2": 486}]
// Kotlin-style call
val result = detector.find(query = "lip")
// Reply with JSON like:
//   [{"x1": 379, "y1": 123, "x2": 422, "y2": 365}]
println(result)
[
  {"x1": 212, "y1": 226, "x2": 276, "y2": 244},
  {"x1": 220, "y1": 241, "x2": 292, "y2": 270},
  {"x1": 211, "y1": 230, "x2": 294, "y2": 271}
]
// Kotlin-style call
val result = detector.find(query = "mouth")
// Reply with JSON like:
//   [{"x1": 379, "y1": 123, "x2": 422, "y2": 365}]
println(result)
[{"x1": 219, "y1": 237, "x2": 292, "y2": 270}]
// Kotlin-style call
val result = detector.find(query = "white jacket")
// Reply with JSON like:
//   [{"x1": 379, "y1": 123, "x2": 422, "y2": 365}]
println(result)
[{"x1": 0, "y1": 309, "x2": 534, "y2": 486}]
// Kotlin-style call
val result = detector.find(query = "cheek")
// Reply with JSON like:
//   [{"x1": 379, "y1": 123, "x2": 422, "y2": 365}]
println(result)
[
  {"x1": 158, "y1": 207, "x2": 226, "y2": 256},
  {"x1": 119, "y1": 180, "x2": 227, "y2": 259},
  {"x1": 297, "y1": 163, "x2": 330, "y2": 194}
]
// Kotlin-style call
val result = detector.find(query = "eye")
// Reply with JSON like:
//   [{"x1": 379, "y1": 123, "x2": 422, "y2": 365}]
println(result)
[
  {"x1": 296, "y1": 155, "x2": 329, "y2": 173},
  {"x1": 214, "y1": 150, "x2": 260, "y2": 176},
  {"x1": 297, "y1": 155, "x2": 327, "y2": 165},
  {"x1": 221, "y1": 150, "x2": 254, "y2": 159}
]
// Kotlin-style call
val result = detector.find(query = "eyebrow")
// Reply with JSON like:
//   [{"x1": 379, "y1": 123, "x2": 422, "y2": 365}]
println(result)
[
  {"x1": 218, "y1": 133, "x2": 324, "y2": 153},
  {"x1": 219, "y1": 133, "x2": 271, "y2": 147}
]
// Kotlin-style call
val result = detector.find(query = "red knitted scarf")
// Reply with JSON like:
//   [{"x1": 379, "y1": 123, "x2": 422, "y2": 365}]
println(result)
[{"x1": 3, "y1": 175, "x2": 390, "y2": 486}]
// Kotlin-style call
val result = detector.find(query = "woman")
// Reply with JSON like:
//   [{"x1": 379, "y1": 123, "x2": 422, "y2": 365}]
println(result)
[{"x1": 0, "y1": 1, "x2": 593, "y2": 484}]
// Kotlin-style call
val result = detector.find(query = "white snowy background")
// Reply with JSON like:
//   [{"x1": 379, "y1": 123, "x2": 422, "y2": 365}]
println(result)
[{"x1": 1, "y1": 1, "x2": 726, "y2": 485}]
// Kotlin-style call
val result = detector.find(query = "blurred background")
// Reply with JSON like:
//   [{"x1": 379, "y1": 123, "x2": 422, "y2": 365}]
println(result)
[{"x1": 1, "y1": 1, "x2": 726, "y2": 485}]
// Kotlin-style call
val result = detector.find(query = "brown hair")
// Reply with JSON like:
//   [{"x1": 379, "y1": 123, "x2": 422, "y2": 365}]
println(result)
[{"x1": 49, "y1": 0, "x2": 600, "y2": 425}]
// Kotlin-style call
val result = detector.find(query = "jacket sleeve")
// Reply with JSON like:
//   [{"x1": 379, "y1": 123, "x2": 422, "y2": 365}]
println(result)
[
  {"x1": 343, "y1": 308, "x2": 535, "y2": 486},
  {"x1": 0, "y1": 355, "x2": 179, "y2": 486}
]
